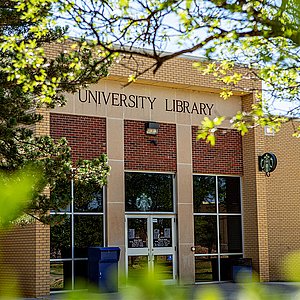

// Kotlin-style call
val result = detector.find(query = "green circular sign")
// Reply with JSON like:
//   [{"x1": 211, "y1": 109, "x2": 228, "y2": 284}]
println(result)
[{"x1": 259, "y1": 152, "x2": 277, "y2": 176}]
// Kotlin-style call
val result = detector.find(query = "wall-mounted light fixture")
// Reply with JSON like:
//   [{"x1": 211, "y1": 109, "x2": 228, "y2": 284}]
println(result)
[{"x1": 145, "y1": 122, "x2": 160, "y2": 135}]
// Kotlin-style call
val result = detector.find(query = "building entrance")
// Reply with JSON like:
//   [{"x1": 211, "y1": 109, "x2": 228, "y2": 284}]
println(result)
[{"x1": 125, "y1": 215, "x2": 177, "y2": 282}]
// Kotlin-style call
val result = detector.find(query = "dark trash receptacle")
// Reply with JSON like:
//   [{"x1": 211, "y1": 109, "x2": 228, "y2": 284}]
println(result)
[
  {"x1": 88, "y1": 247, "x2": 121, "y2": 293},
  {"x1": 232, "y1": 258, "x2": 252, "y2": 282}
]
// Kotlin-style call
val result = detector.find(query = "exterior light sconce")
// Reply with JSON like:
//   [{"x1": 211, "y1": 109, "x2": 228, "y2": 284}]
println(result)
[{"x1": 145, "y1": 122, "x2": 160, "y2": 135}]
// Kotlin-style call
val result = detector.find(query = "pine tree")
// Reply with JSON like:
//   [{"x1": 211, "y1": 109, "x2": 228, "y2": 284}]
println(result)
[{"x1": 0, "y1": 1, "x2": 111, "y2": 223}]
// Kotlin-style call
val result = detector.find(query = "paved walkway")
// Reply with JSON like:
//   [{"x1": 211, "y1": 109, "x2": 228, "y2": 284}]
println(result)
[
  {"x1": 24, "y1": 282, "x2": 300, "y2": 300},
  {"x1": 192, "y1": 282, "x2": 300, "y2": 299}
]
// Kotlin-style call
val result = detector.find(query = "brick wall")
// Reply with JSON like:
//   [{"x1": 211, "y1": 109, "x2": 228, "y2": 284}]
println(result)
[
  {"x1": 264, "y1": 122, "x2": 300, "y2": 281},
  {"x1": 192, "y1": 126, "x2": 243, "y2": 175},
  {"x1": 35, "y1": 108, "x2": 50, "y2": 136},
  {"x1": 36, "y1": 222, "x2": 50, "y2": 296},
  {"x1": 241, "y1": 93, "x2": 271, "y2": 282},
  {"x1": 124, "y1": 120, "x2": 177, "y2": 172},
  {"x1": 50, "y1": 113, "x2": 106, "y2": 161},
  {"x1": 253, "y1": 126, "x2": 270, "y2": 282},
  {"x1": 0, "y1": 222, "x2": 50, "y2": 297},
  {"x1": 109, "y1": 53, "x2": 261, "y2": 94},
  {"x1": 45, "y1": 41, "x2": 260, "y2": 95},
  {"x1": 241, "y1": 93, "x2": 261, "y2": 278}
]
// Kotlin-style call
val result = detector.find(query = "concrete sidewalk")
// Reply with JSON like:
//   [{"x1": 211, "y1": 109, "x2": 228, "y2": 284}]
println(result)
[
  {"x1": 22, "y1": 282, "x2": 300, "y2": 300},
  {"x1": 192, "y1": 282, "x2": 300, "y2": 299}
]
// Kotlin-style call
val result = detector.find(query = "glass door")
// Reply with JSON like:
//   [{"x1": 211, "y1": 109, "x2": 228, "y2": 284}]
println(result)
[
  {"x1": 126, "y1": 215, "x2": 177, "y2": 282},
  {"x1": 127, "y1": 217, "x2": 149, "y2": 277}
]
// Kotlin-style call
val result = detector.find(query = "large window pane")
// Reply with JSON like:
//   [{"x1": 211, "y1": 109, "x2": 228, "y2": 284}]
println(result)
[
  {"x1": 194, "y1": 216, "x2": 217, "y2": 254},
  {"x1": 74, "y1": 215, "x2": 103, "y2": 258},
  {"x1": 195, "y1": 256, "x2": 218, "y2": 282},
  {"x1": 220, "y1": 255, "x2": 242, "y2": 281},
  {"x1": 127, "y1": 218, "x2": 148, "y2": 248},
  {"x1": 219, "y1": 216, "x2": 242, "y2": 253},
  {"x1": 193, "y1": 176, "x2": 216, "y2": 213},
  {"x1": 50, "y1": 261, "x2": 72, "y2": 290},
  {"x1": 193, "y1": 175, "x2": 243, "y2": 282},
  {"x1": 74, "y1": 185, "x2": 103, "y2": 212},
  {"x1": 74, "y1": 260, "x2": 88, "y2": 289},
  {"x1": 50, "y1": 262, "x2": 64, "y2": 291},
  {"x1": 128, "y1": 256, "x2": 149, "y2": 279},
  {"x1": 154, "y1": 255, "x2": 173, "y2": 280},
  {"x1": 152, "y1": 218, "x2": 172, "y2": 248},
  {"x1": 50, "y1": 180, "x2": 71, "y2": 212},
  {"x1": 51, "y1": 177, "x2": 105, "y2": 291},
  {"x1": 125, "y1": 173, "x2": 174, "y2": 212},
  {"x1": 50, "y1": 215, "x2": 71, "y2": 259},
  {"x1": 218, "y1": 177, "x2": 241, "y2": 213}
]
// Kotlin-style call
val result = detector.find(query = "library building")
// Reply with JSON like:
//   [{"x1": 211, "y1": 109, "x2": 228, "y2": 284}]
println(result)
[{"x1": 0, "y1": 52, "x2": 299, "y2": 297}]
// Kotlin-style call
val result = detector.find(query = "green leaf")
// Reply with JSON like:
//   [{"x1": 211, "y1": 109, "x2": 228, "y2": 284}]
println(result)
[
  {"x1": 0, "y1": 166, "x2": 42, "y2": 226},
  {"x1": 119, "y1": 0, "x2": 129, "y2": 9}
]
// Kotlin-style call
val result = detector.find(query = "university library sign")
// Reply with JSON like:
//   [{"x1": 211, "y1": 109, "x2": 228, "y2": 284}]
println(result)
[{"x1": 78, "y1": 89, "x2": 215, "y2": 116}]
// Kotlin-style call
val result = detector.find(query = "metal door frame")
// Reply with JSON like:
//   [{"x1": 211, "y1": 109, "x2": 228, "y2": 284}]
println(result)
[{"x1": 125, "y1": 214, "x2": 177, "y2": 282}]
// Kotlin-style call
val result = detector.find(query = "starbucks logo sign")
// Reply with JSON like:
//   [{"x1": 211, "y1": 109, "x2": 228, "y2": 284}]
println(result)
[
  {"x1": 259, "y1": 152, "x2": 277, "y2": 177},
  {"x1": 136, "y1": 193, "x2": 152, "y2": 211}
]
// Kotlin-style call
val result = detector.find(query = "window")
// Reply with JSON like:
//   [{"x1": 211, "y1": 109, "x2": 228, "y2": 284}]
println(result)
[
  {"x1": 50, "y1": 178, "x2": 105, "y2": 291},
  {"x1": 193, "y1": 175, "x2": 242, "y2": 282},
  {"x1": 125, "y1": 172, "x2": 174, "y2": 213}
]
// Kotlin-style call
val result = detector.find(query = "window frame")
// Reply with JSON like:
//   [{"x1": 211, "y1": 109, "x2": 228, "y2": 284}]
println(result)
[
  {"x1": 50, "y1": 181, "x2": 106, "y2": 292},
  {"x1": 124, "y1": 171, "x2": 176, "y2": 215},
  {"x1": 193, "y1": 173, "x2": 243, "y2": 282}
]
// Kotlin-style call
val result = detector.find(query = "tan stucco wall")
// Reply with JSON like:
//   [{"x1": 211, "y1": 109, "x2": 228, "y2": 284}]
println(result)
[
  {"x1": 55, "y1": 79, "x2": 241, "y2": 128},
  {"x1": 176, "y1": 124, "x2": 194, "y2": 283}
]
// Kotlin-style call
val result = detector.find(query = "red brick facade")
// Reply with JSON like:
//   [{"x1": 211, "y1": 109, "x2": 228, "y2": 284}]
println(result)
[
  {"x1": 50, "y1": 113, "x2": 106, "y2": 161},
  {"x1": 124, "y1": 120, "x2": 177, "y2": 172},
  {"x1": 192, "y1": 126, "x2": 243, "y2": 175}
]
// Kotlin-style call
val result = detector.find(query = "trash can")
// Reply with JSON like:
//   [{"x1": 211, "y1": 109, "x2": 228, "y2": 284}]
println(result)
[
  {"x1": 232, "y1": 258, "x2": 252, "y2": 282},
  {"x1": 88, "y1": 247, "x2": 121, "y2": 293}
]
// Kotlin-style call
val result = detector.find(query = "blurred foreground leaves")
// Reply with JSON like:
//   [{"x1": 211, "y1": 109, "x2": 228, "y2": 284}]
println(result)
[
  {"x1": 1, "y1": 171, "x2": 300, "y2": 298},
  {"x1": 0, "y1": 165, "x2": 41, "y2": 227},
  {"x1": 0, "y1": 165, "x2": 41, "y2": 297}
]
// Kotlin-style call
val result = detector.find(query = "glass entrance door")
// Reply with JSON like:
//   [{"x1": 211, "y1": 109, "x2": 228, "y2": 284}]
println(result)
[{"x1": 126, "y1": 216, "x2": 177, "y2": 281}]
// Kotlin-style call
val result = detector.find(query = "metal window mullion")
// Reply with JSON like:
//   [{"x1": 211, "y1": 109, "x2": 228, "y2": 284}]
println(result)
[
  {"x1": 216, "y1": 176, "x2": 221, "y2": 281},
  {"x1": 50, "y1": 258, "x2": 73, "y2": 262},
  {"x1": 73, "y1": 212, "x2": 104, "y2": 215},
  {"x1": 219, "y1": 213, "x2": 241, "y2": 216},
  {"x1": 125, "y1": 211, "x2": 175, "y2": 216},
  {"x1": 103, "y1": 185, "x2": 107, "y2": 247},
  {"x1": 71, "y1": 170, "x2": 75, "y2": 290},
  {"x1": 149, "y1": 217, "x2": 153, "y2": 270},
  {"x1": 194, "y1": 213, "x2": 217, "y2": 216},
  {"x1": 172, "y1": 174, "x2": 176, "y2": 213},
  {"x1": 219, "y1": 252, "x2": 243, "y2": 256},
  {"x1": 239, "y1": 177, "x2": 244, "y2": 257}
]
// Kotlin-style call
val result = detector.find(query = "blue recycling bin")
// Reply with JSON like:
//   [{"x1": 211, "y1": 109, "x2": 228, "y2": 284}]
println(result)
[
  {"x1": 88, "y1": 247, "x2": 121, "y2": 293},
  {"x1": 232, "y1": 258, "x2": 252, "y2": 282}
]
